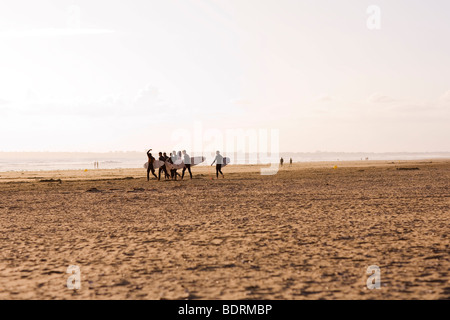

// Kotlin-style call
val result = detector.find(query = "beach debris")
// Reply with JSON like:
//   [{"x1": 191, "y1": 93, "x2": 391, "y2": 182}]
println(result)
[
  {"x1": 396, "y1": 167, "x2": 420, "y2": 171},
  {"x1": 39, "y1": 179, "x2": 62, "y2": 183},
  {"x1": 113, "y1": 279, "x2": 131, "y2": 287},
  {"x1": 84, "y1": 169, "x2": 88, "y2": 172},
  {"x1": 333, "y1": 165, "x2": 338, "y2": 169},
  {"x1": 127, "y1": 188, "x2": 145, "y2": 193},
  {"x1": 86, "y1": 188, "x2": 102, "y2": 193}
]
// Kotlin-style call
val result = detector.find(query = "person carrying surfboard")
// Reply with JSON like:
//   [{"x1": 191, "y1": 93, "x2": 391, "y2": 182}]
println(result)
[
  {"x1": 211, "y1": 150, "x2": 224, "y2": 179},
  {"x1": 167, "y1": 153, "x2": 175, "y2": 180},
  {"x1": 163, "y1": 152, "x2": 170, "y2": 180},
  {"x1": 170, "y1": 151, "x2": 181, "y2": 180},
  {"x1": 181, "y1": 150, "x2": 193, "y2": 180},
  {"x1": 158, "y1": 152, "x2": 170, "y2": 181},
  {"x1": 146, "y1": 149, "x2": 158, "y2": 181}
]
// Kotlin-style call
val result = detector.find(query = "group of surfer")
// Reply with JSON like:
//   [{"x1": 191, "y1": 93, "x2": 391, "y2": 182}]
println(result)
[
  {"x1": 146, "y1": 149, "x2": 225, "y2": 181},
  {"x1": 146, "y1": 150, "x2": 189, "y2": 181}
]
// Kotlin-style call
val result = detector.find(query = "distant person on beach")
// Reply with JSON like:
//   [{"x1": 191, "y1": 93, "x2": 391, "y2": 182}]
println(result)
[
  {"x1": 280, "y1": 157, "x2": 284, "y2": 167},
  {"x1": 181, "y1": 150, "x2": 192, "y2": 180},
  {"x1": 146, "y1": 149, "x2": 157, "y2": 181},
  {"x1": 158, "y1": 152, "x2": 169, "y2": 181},
  {"x1": 290, "y1": 158, "x2": 293, "y2": 166},
  {"x1": 211, "y1": 150, "x2": 224, "y2": 179}
]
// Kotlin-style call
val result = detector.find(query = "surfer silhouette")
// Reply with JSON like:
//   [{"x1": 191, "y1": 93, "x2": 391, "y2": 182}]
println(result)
[
  {"x1": 170, "y1": 151, "x2": 181, "y2": 180},
  {"x1": 158, "y1": 152, "x2": 170, "y2": 181},
  {"x1": 146, "y1": 149, "x2": 158, "y2": 181},
  {"x1": 181, "y1": 150, "x2": 192, "y2": 180},
  {"x1": 162, "y1": 152, "x2": 170, "y2": 180},
  {"x1": 167, "y1": 153, "x2": 175, "y2": 180},
  {"x1": 211, "y1": 150, "x2": 224, "y2": 179}
]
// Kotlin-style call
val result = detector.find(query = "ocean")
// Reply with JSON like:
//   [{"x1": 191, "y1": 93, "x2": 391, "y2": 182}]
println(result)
[{"x1": 0, "y1": 152, "x2": 449, "y2": 172}]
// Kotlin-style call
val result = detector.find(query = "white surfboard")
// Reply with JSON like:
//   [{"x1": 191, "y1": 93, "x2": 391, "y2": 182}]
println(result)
[
  {"x1": 165, "y1": 160, "x2": 185, "y2": 170},
  {"x1": 144, "y1": 156, "x2": 206, "y2": 170},
  {"x1": 222, "y1": 157, "x2": 231, "y2": 167},
  {"x1": 143, "y1": 160, "x2": 165, "y2": 170},
  {"x1": 190, "y1": 156, "x2": 206, "y2": 166}
]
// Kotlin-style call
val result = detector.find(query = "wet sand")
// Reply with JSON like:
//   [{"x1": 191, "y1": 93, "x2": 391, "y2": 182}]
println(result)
[{"x1": 0, "y1": 160, "x2": 449, "y2": 300}]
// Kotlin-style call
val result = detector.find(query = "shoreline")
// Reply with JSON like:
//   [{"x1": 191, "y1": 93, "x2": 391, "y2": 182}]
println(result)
[{"x1": 0, "y1": 159, "x2": 449, "y2": 183}]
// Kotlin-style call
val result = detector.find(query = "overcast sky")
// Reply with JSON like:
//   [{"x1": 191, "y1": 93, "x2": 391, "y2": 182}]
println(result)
[{"x1": 0, "y1": 0, "x2": 449, "y2": 153}]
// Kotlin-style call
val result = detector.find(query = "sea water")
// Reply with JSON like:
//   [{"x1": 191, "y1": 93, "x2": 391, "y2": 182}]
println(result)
[{"x1": 0, "y1": 152, "x2": 448, "y2": 172}]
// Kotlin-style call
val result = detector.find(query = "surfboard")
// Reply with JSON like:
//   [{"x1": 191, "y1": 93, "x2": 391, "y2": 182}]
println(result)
[
  {"x1": 165, "y1": 160, "x2": 185, "y2": 170},
  {"x1": 144, "y1": 156, "x2": 206, "y2": 170},
  {"x1": 143, "y1": 160, "x2": 165, "y2": 170},
  {"x1": 190, "y1": 156, "x2": 206, "y2": 166},
  {"x1": 222, "y1": 157, "x2": 231, "y2": 167}
]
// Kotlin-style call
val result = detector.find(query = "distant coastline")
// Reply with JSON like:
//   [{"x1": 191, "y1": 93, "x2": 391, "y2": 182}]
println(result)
[{"x1": 0, "y1": 151, "x2": 449, "y2": 172}]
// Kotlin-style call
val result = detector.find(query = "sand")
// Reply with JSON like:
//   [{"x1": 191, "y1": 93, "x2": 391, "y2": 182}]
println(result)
[{"x1": 0, "y1": 160, "x2": 449, "y2": 300}]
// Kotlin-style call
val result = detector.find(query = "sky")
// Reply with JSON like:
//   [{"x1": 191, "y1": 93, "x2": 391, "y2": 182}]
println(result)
[{"x1": 0, "y1": 0, "x2": 449, "y2": 153}]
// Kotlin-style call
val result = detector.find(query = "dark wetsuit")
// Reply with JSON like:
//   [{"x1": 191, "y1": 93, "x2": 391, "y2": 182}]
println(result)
[
  {"x1": 147, "y1": 152, "x2": 157, "y2": 181},
  {"x1": 170, "y1": 155, "x2": 181, "y2": 180},
  {"x1": 163, "y1": 154, "x2": 170, "y2": 179},
  {"x1": 216, "y1": 164, "x2": 223, "y2": 178},
  {"x1": 158, "y1": 155, "x2": 170, "y2": 180}
]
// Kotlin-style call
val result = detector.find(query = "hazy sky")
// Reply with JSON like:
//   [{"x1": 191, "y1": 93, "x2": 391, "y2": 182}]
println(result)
[{"x1": 0, "y1": 0, "x2": 449, "y2": 153}]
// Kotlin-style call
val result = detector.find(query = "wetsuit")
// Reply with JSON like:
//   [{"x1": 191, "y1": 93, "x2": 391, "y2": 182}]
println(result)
[
  {"x1": 147, "y1": 151, "x2": 157, "y2": 181},
  {"x1": 163, "y1": 154, "x2": 170, "y2": 179},
  {"x1": 158, "y1": 155, "x2": 169, "y2": 180}
]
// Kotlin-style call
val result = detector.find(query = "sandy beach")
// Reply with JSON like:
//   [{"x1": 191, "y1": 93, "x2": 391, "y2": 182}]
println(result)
[{"x1": 0, "y1": 160, "x2": 449, "y2": 300}]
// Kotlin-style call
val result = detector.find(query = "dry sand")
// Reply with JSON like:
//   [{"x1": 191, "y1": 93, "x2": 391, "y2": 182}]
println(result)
[{"x1": 0, "y1": 160, "x2": 449, "y2": 300}]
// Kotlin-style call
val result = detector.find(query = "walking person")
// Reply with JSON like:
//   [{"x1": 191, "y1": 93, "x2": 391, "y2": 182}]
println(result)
[
  {"x1": 280, "y1": 157, "x2": 284, "y2": 167},
  {"x1": 167, "y1": 153, "x2": 175, "y2": 180},
  {"x1": 158, "y1": 152, "x2": 169, "y2": 181},
  {"x1": 163, "y1": 152, "x2": 170, "y2": 180},
  {"x1": 146, "y1": 149, "x2": 158, "y2": 181},
  {"x1": 181, "y1": 150, "x2": 192, "y2": 180},
  {"x1": 211, "y1": 150, "x2": 224, "y2": 179},
  {"x1": 170, "y1": 150, "x2": 181, "y2": 180}
]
